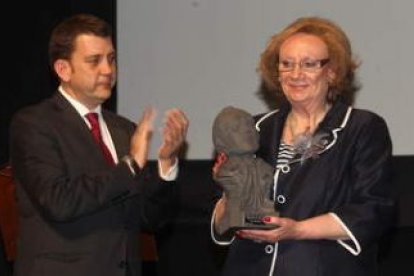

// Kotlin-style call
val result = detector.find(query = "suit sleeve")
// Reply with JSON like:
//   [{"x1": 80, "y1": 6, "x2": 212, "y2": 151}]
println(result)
[
  {"x1": 10, "y1": 108, "x2": 148, "y2": 222},
  {"x1": 126, "y1": 162, "x2": 178, "y2": 232}
]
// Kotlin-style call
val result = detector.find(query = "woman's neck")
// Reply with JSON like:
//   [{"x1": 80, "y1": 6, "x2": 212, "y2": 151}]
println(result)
[{"x1": 283, "y1": 102, "x2": 331, "y2": 145}]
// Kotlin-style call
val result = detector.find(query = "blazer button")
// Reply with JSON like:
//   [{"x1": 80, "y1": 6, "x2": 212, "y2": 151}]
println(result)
[
  {"x1": 264, "y1": 244, "x2": 274, "y2": 254},
  {"x1": 280, "y1": 165, "x2": 290, "y2": 174},
  {"x1": 276, "y1": 195, "x2": 286, "y2": 204}
]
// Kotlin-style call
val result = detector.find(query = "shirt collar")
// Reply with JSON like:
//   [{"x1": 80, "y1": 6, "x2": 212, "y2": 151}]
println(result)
[{"x1": 58, "y1": 86, "x2": 102, "y2": 118}]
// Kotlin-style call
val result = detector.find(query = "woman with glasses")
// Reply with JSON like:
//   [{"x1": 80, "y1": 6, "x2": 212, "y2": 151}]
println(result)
[{"x1": 211, "y1": 17, "x2": 395, "y2": 276}]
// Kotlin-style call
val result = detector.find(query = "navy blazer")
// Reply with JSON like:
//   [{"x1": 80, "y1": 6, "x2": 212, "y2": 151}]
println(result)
[
  {"x1": 220, "y1": 100, "x2": 396, "y2": 276},
  {"x1": 10, "y1": 93, "x2": 175, "y2": 276}
]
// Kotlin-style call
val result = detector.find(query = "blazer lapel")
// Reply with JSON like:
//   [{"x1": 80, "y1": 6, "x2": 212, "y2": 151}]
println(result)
[
  {"x1": 102, "y1": 111, "x2": 131, "y2": 160},
  {"x1": 51, "y1": 92, "x2": 92, "y2": 137},
  {"x1": 51, "y1": 92, "x2": 114, "y2": 165},
  {"x1": 256, "y1": 102, "x2": 290, "y2": 167}
]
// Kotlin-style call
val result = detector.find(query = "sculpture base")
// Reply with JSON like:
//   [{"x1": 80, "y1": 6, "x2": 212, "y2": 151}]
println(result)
[
  {"x1": 245, "y1": 216, "x2": 278, "y2": 229},
  {"x1": 227, "y1": 216, "x2": 279, "y2": 232},
  {"x1": 230, "y1": 224, "x2": 278, "y2": 231}
]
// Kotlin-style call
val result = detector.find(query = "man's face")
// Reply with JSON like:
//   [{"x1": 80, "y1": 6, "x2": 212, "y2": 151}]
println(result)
[{"x1": 57, "y1": 34, "x2": 116, "y2": 109}]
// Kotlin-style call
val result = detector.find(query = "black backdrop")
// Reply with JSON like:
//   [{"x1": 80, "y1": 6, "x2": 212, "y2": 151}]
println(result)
[
  {"x1": 0, "y1": 1, "x2": 115, "y2": 275},
  {"x1": 1, "y1": 2, "x2": 414, "y2": 276},
  {"x1": 1, "y1": 0, "x2": 116, "y2": 165}
]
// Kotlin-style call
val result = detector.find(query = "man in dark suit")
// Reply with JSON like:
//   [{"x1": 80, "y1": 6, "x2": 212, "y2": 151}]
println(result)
[{"x1": 9, "y1": 14, "x2": 189, "y2": 276}]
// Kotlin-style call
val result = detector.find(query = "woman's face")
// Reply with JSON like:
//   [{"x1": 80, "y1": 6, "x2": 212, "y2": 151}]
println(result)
[{"x1": 278, "y1": 33, "x2": 334, "y2": 108}]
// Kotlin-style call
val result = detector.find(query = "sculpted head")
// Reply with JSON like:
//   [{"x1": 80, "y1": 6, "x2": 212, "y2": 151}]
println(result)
[{"x1": 212, "y1": 106, "x2": 259, "y2": 155}]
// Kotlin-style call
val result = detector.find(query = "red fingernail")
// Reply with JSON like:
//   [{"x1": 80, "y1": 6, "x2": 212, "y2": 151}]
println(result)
[{"x1": 262, "y1": 217, "x2": 271, "y2": 222}]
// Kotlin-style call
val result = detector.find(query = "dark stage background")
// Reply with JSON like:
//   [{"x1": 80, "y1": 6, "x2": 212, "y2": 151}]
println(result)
[
  {"x1": 1, "y1": 1, "x2": 115, "y2": 275},
  {"x1": 1, "y1": 0, "x2": 116, "y2": 166},
  {"x1": 1, "y1": 2, "x2": 413, "y2": 276}
]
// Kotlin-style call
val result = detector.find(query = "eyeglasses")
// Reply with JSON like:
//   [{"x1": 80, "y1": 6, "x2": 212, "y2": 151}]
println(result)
[{"x1": 278, "y1": 58, "x2": 330, "y2": 72}]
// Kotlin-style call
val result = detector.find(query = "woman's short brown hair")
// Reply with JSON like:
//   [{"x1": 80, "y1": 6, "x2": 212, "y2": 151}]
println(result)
[{"x1": 258, "y1": 17, "x2": 360, "y2": 104}]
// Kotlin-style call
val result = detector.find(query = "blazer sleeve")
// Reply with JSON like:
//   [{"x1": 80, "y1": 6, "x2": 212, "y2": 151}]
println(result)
[
  {"x1": 126, "y1": 162, "x2": 178, "y2": 232},
  {"x1": 332, "y1": 114, "x2": 396, "y2": 248},
  {"x1": 9, "y1": 107, "x2": 148, "y2": 223}
]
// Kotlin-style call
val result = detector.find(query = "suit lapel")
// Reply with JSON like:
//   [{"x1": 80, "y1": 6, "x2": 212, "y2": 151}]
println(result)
[
  {"x1": 102, "y1": 111, "x2": 131, "y2": 160},
  {"x1": 51, "y1": 92, "x2": 91, "y2": 137},
  {"x1": 51, "y1": 92, "x2": 115, "y2": 165}
]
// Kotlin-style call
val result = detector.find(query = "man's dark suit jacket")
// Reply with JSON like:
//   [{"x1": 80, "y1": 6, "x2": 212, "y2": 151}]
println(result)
[{"x1": 9, "y1": 92, "x2": 175, "y2": 276}]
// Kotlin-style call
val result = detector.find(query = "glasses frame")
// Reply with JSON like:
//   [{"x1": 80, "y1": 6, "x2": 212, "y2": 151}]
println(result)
[{"x1": 278, "y1": 58, "x2": 330, "y2": 73}]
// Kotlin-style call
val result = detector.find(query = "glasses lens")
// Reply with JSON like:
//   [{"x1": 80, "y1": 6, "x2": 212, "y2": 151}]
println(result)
[{"x1": 278, "y1": 59, "x2": 329, "y2": 72}]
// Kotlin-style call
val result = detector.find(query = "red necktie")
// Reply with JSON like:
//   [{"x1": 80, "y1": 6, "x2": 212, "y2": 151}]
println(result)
[{"x1": 85, "y1": 112, "x2": 115, "y2": 166}]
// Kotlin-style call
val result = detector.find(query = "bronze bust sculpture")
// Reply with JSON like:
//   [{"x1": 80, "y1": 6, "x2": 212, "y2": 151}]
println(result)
[{"x1": 212, "y1": 106, "x2": 278, "y2": 235}]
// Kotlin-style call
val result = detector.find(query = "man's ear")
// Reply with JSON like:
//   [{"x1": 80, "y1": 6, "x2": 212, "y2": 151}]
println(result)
[{"x1": 54, "y1": 59, "x2": 71, "y2": 82}]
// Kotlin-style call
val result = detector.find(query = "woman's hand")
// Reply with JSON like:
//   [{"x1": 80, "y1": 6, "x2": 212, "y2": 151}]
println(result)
[
  {"x1": 236, "y1": 216, "x2": 301, "y2": 243},
  {"x1": 236, "y1": 213, "x2": 349, "y2": 243},
  {"x1": 213, "y1": 195, "x2": 227, "y2": 226},
  {"x1": 212, "y1": 152, "x2": 228, "y2": 177}
]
